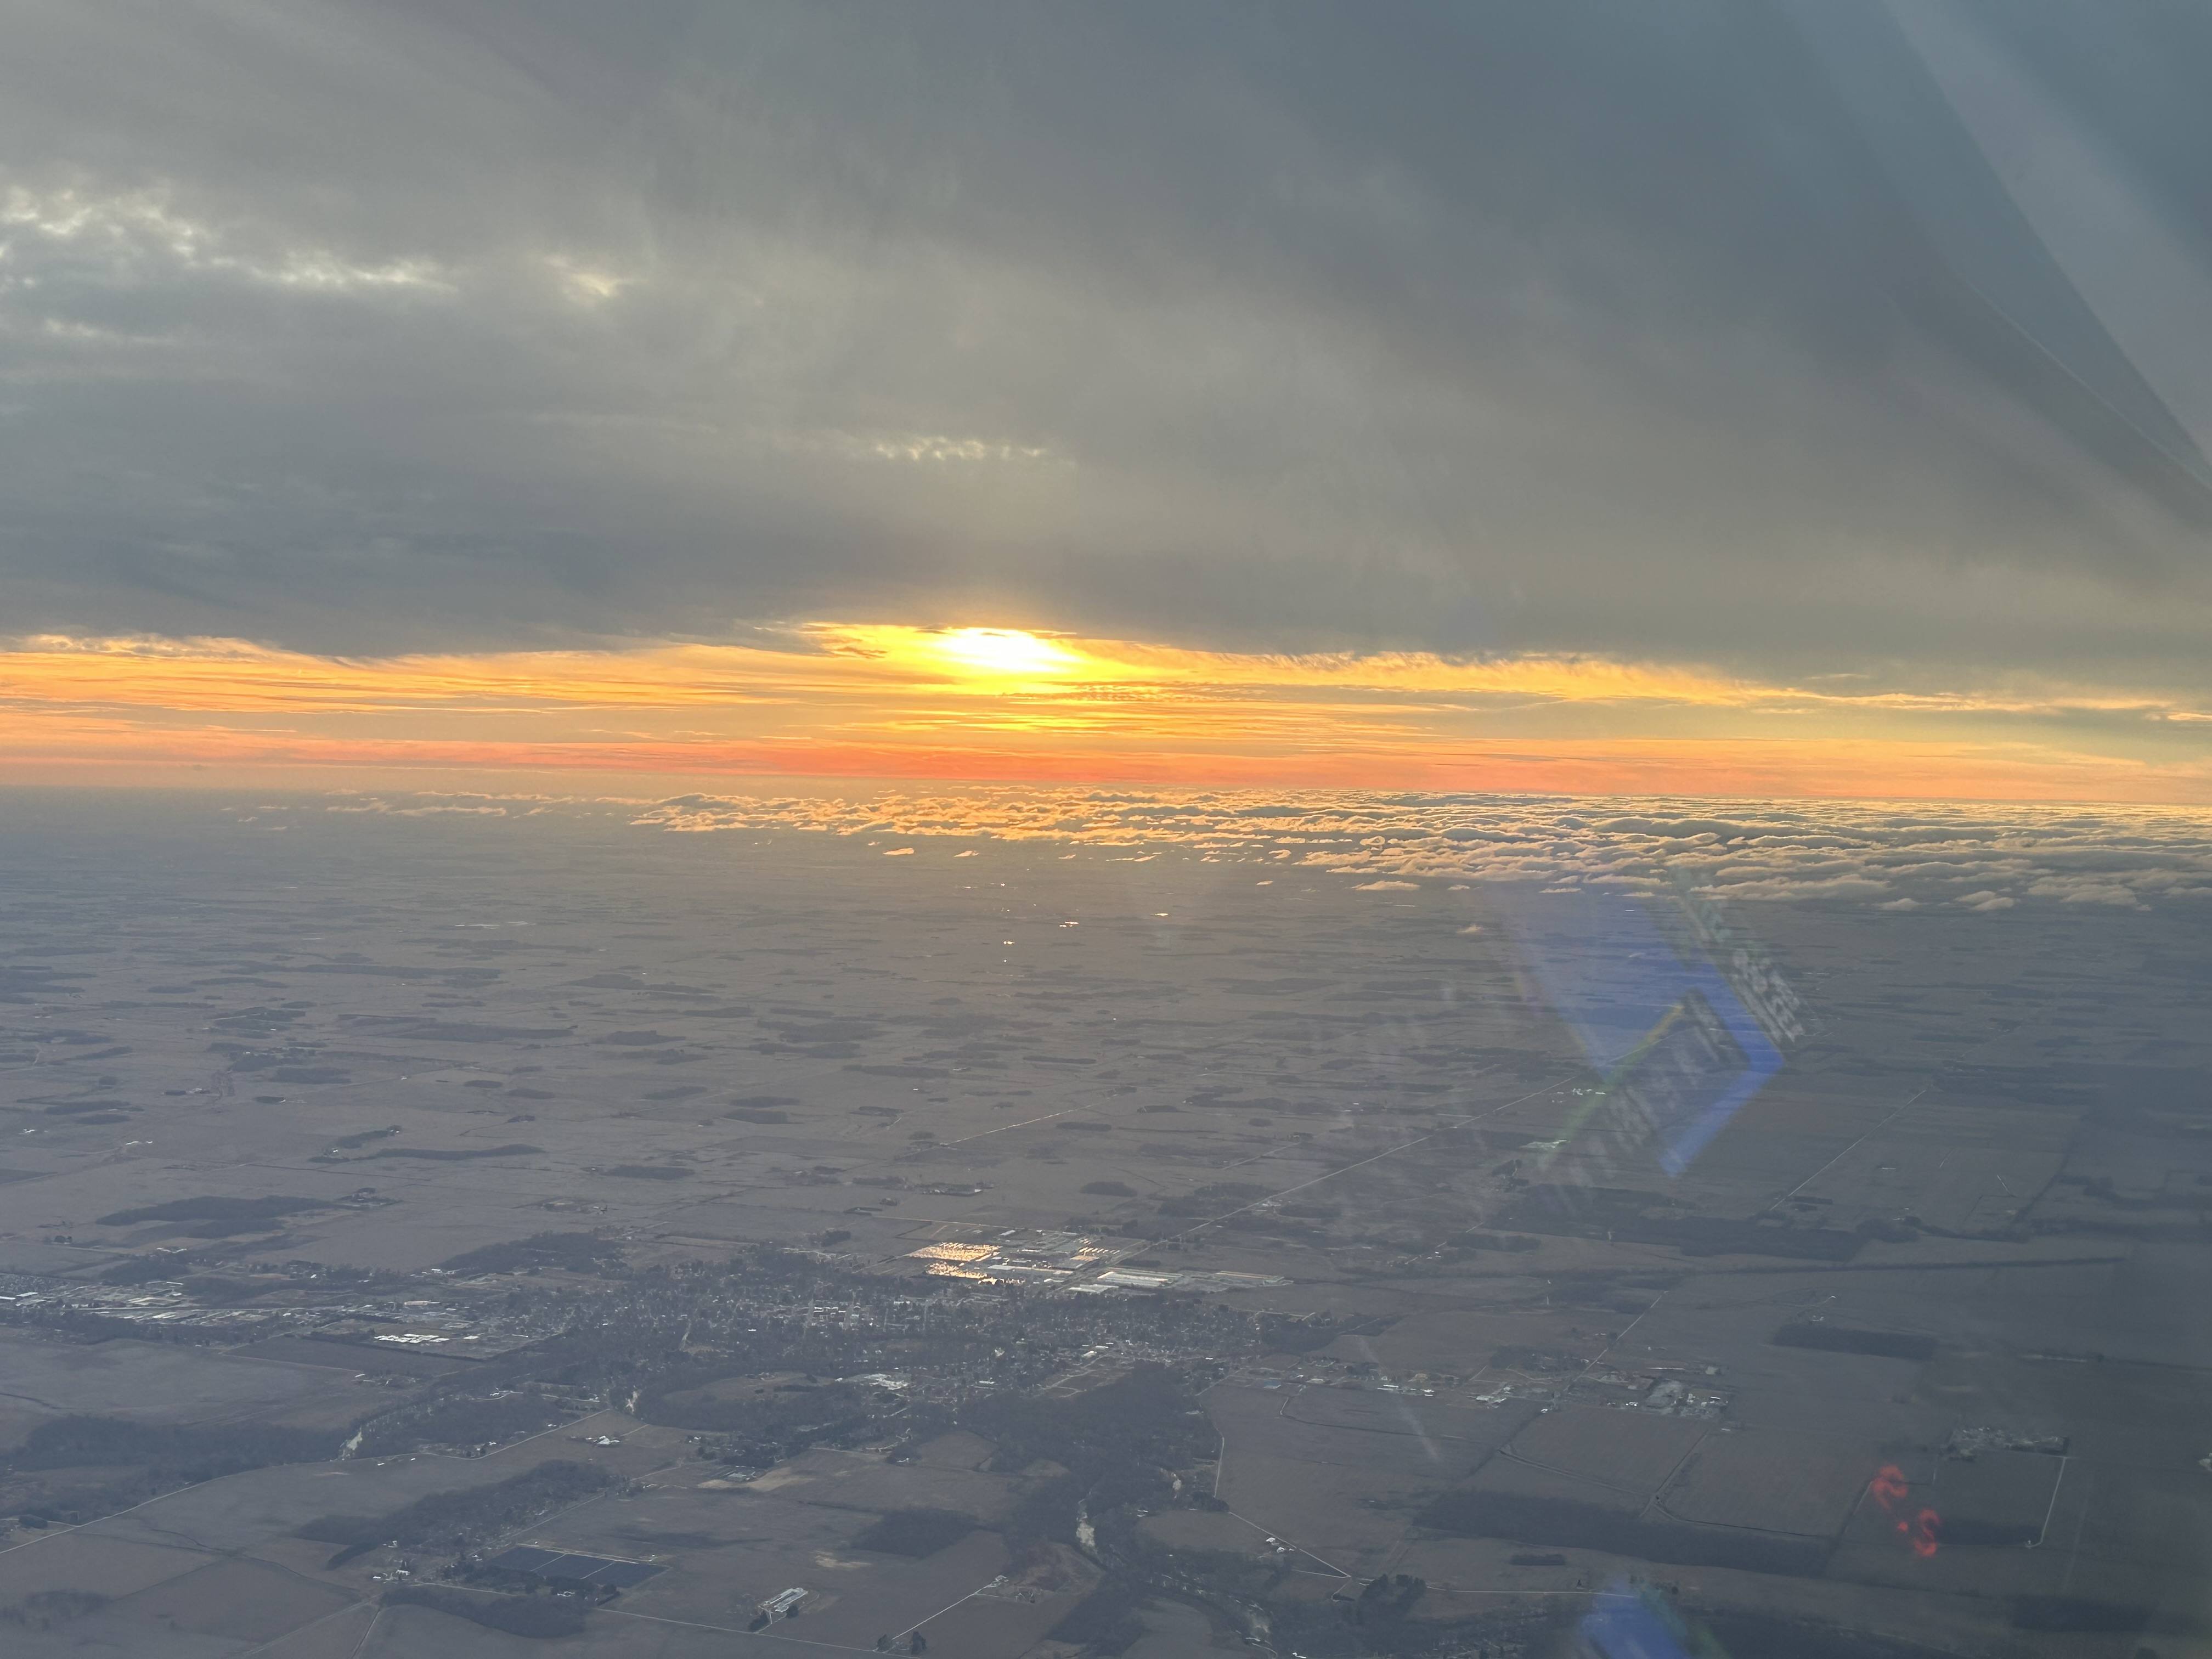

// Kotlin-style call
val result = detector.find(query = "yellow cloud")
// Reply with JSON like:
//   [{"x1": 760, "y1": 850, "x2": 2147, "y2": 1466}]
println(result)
[{"x1": 2, "y1": 625, "x2": 2209, "y2": 802}]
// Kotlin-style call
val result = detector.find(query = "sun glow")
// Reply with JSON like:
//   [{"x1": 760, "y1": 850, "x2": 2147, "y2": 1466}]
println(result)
[
  {"x1": 922, "y1": 628, "x2": 1084, "y2": 679},
  {"x1": 3, "y1": 625, "x2": 2210, "y2": 802}
]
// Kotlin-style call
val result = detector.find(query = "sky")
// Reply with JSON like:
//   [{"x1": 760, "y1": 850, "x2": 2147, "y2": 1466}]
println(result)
[{"x1": 3, "y1": 1, "x2": 2210, "y2": 801}]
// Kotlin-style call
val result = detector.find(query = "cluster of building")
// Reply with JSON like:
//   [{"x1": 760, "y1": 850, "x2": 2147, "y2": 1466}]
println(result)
[
  {"x1": 905, "y1": 1229, "x2": 1120, "y2": 1284},
  {"x1": 0, "y1": 1277, "x2": 348, "y2": 1333}
]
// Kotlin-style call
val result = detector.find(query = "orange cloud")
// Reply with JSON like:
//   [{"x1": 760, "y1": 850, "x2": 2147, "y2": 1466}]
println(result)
[{"x1": 3, "y1": 628, "x2": 2209, "y2": 803}]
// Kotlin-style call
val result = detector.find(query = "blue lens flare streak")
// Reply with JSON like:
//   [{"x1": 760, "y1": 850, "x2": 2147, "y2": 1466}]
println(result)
[
  {"x1": 1577, "y1": 1578, "x2": 1729, "y2": 1659},
  {"x1": 1489, "y1": 885, "x2": 1797, "y2": 1178}
]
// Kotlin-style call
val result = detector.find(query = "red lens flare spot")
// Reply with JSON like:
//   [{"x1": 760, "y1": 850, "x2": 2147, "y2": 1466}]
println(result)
[
  {"x1": 1869, "y1": 1464, "x2": 1910, "y2": 1509},
  {"x1": 1911, "y1": 1509, "x2": 1942, "y2": 1558},
  {"x1": 1867, "y1": 1464, "x2": 1941, "y2": 1555}
]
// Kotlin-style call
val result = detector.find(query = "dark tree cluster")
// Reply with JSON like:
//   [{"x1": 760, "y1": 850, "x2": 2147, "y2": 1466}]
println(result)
[
  {"x1": 0, "y1": 1591, "x2": 110, "y2": 1631},
  {"x1": 300, "y1": 1460, "x2": 614, "y2": 1561},
  {"x1": 437, "y1": 1232, "x2": 628, "y2": 1276},
  {"x1": 1044, "y1": 1573, "x2": 1150, "y2": 1656},
  {"x1": 854, "y1": 1507, "x2": 978, "y2": 1558},
  {"x1": 4, "y1": 1415, "x2": 345, "y2": 1526},
  {"x1": 96, "y1": 1195, "x2": 328, "y2": 1227}
]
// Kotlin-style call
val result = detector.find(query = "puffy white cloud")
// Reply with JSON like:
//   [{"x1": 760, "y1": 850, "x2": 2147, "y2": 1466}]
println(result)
[
  {"x1": 262, "y1": 786, "x2": 2189, "y2": 915},
  {"x1": 1692, "y1": 876, "x2": 1892, "y2": 901},
  {"x1": 2026, "y1": 878, "x2": 2145, "y2": 907}
]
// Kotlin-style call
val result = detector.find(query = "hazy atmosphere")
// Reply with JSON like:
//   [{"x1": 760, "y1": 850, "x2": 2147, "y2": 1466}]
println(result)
[{"x1": 4, "y1": 8, "x2": 2212, "y2": 1659}]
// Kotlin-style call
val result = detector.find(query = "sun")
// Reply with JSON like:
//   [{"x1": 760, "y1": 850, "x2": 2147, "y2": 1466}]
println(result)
[{"x1": 926, "y1": 628, "x2": 1082, "y2": 679}]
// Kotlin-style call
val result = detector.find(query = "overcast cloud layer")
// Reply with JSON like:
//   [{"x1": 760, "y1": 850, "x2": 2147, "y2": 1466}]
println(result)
[{"x1": 3, "y1": 1, "x2": 2211, "y2": 693}]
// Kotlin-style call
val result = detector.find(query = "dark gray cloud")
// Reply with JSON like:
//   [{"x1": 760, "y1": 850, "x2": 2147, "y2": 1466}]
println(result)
[{"x1": 1, "y1": 0, "x2": 2208, "y2": 689}]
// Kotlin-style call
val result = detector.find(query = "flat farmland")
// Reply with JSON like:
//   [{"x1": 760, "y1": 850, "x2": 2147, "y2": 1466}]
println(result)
[
  {"x1": 1459, "y1": 1448, "x2": 1647, "y2": 1515},
  {"x1": 1357, "y1": 1308, "x2": 1610, "y2": 1378},
  {"x1": 0, "y1": 1329, "x2": 381, "y2": 1427},
  {"x1": 737, "y1": 1446, "x2": 1026, "y2": 1522},
  {"x1": 83, "y1": 1434, "x2": 652, "y2": 1557},
  {"x1": 1919, "y1": 1448, "x2": 2064, "y2": 1546},
  {"x1": 1654, "y1": 1425, "x2": 1873, "y2": 1536},
  {"x1": 258, "y1": 1599, "x2": 384, "y2": 1659},
  {"x1": 0, "y1": 1530, "x2": 212, "y2": 1603},
  {"x1": 2, "y1": 1617, "x2": 251, "y2": 1659},
  {"x1": 1121, "y1": 1598, "x2": 1235, "y2": 1659},
  {"x1": 358, "y1": 1601, "x2": 747, "y2": 1658},
  {"x1": 1276, "y1": 1384, "x2": 1523, "y2": 1452},
  {"x1": 0, "y1": 1401, "x2": 56, "y2": 1452},
  {"x1": 536, "y1": 1483, "x2": 1023, "y2": 1646},
  {"x1": 910, "y1": 1572, "x2": 1093, "y2": 1659},
  {"x1": 110, "y1": 1555, "x2": 357, "y2": 1644},
  {"x1": 507, "y1": 1481, "x2": 812, "y2": 1558},
  {"x1": 1210, "y1": 1384, "x2": 1495, "y2": 1572},
  {"x1": 1793, "y1": 1102, "x2": 2078, "y2": 1233},
  {"x1": 905, "y1": 1429, "x2": 996, "y2": 1470},
  {"x1": 751, "y1": 1524, "x2": 1009, "y2": 1650},
  {"x1": 1139, "y1": 1508, "x2": 1271, "y2": 1556},
  {"x1": 1211, "y1": 1381, "x2": 1510, "y2": 1484},
  {"x1": 1391, "y1": 1533, "x2": 1611, "y2": 1595},
  {"x1": 1624, "y1": 1296, "x2": 1936, "y2": 1434},
  {"x1": 559, "y1": 1493, "x2": 874, "y2": 1628},
  {"x1": 1, "y1": 792, "x2": 2209, "y2": 1657},
  {"x1": 1499, "y1": 1406, "x2": 1707, "y2": 1496}
]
